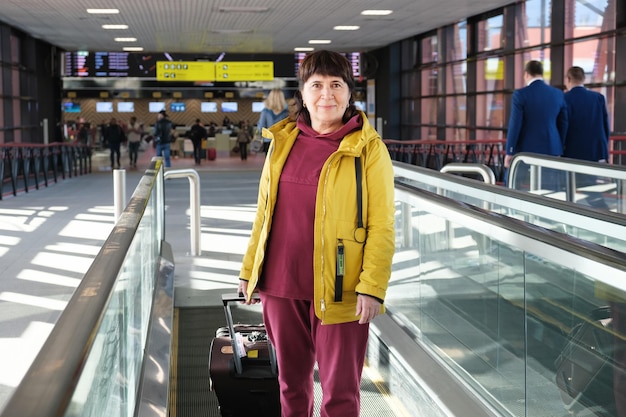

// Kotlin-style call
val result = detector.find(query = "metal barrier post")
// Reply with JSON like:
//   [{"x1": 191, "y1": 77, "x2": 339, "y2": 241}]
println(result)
[
  {"x1": 164, "y1": 169, "x2": 202, "y2": 256},
  {"x1": 114, "y1": 169, "x2": 126, "y2": 221}
]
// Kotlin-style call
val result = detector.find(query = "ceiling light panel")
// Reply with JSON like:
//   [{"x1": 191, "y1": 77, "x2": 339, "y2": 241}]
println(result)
[
  {"x1": 218, "y1": 6, "x2": 269, "y2": 12},
  {"x1": 86, "y1": 8, "x2": 119, "y2": 14},
  {"x1": 102, "y1": 24, "x2": 128, "y2": 30},
  {"x1": 360, "y1": 10, "x2": 393, "y2": 16}
]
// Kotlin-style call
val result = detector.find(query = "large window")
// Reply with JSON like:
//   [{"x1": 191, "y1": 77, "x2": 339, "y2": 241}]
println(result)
[
  {"x1": 395, "y1": 0, "x2": 619, "y2": 145},
  {"x1": 517, "y1": 0, "x2": 552, "y2": 48},
  {"x1": 478, "y1": 15, "x2": 503, "y2": 51},
  {"x1": 565, "y1": 0, "x2": 614, "y2": 37}
]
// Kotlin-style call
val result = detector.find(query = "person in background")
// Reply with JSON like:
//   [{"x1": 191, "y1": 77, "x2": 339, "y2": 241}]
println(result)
[
  {"x1": 99, "y1": 119, "x2": 108, "y2": 149},
  {"x1": 238, "y1": 50, "x2": 396, "y2": 417},
  {"x1": 153, "y1": 110, "x2": 173, "y2": 167},
  {"x1": 127, "y1": 116, "x2": 143, "y2": 168},
  {"x1": 76, "y1": 118, "x2": 90, "y2": 146},
  {"x1": 257, "y1": 88, "x2": 289, "y2": 153},
  {"x1": 188, "y1": 118, "x2": 207, "y2": 165},
  {"x1": 504, "y1": 60, "x2": 568, "y2": 187},
  {"x1": 563, "y1": 66, "x2": 610, "y2": 163},
  {"x1": 563, "y1": 66, "x2": 611, "y2": 207},
  {"x1": 236, "y1": 120, "x2": 252, "y2": 160},
  {"x1": 104, "y1": 117, "x2": 125, "y2": 169},
  {"x1": 207, "y1": 121, "x2": 217, "y2": 138}
]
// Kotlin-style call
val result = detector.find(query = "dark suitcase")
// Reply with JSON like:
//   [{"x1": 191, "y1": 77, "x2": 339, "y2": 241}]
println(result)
[
  {"x1": 207, "y1": 147, "x2": 216, "y2": 160},
  {"x1": 208, "y1": 293, "x2": 280, "y2": 417},
  {"x1": 554, "y1": 306, "x2": 615, "y2": 414}
]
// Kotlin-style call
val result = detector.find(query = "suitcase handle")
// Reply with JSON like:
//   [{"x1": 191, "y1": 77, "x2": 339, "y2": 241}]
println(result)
[
  {"x1": 221, "y1": 293, "x2": 278, "y2": 376},
  {"x1": 221, "y1": 292, "x2": 260, "y2": 305}
]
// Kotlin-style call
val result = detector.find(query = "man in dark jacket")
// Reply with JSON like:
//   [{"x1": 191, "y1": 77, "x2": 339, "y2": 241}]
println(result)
[
  {"x1": 104, "y1": 117, "x2": 125, "y2": 169},
  {"x1": 564, "y1": 65, "x2": 611, "y2": 206},
  {"x1": 563, "y1": 66, "x2": 609, "y2": 163},
  {"x1": 153, "y1": 110, "x2": 173, "y2": 167},
  {"x1": 505, "y1": 60, "x2": 568, "y2": 188},
  {"x1": 188, "y1": 119, "x2": 207, "y2": 165}
]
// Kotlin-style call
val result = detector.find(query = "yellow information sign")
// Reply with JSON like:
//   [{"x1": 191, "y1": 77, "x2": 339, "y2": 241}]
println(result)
[
  {"x1": 156, "y1": 61, "x2": 215, "y2": 82},
  {"x1": 156, "y1": 60, "x2": 274, "y2": 82},
  {"x1": 215, "y1": 62, "x2": 274, "y2": 81}
]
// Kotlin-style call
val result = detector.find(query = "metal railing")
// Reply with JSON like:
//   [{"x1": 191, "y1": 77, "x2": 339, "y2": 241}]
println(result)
[
  {"x1": 0, "y1": 142, "x2": 92, "y2": 199},
  {"x1": 508, "y1": 152, "x2": 626, "y2": 213},
  {"x1": 440, "y1": 162, "x2": 496, "y2": 184}
]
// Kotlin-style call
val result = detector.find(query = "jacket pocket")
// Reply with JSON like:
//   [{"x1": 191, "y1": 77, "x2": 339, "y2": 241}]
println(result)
[{"x1": 333, "y1": 222, "x2": 365, "y2": 302}]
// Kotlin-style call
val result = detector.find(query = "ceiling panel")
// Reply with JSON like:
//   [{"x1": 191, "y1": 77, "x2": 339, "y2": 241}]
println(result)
[{"x1": 0, "y1": 0, "x2": 514, "y2": 54}]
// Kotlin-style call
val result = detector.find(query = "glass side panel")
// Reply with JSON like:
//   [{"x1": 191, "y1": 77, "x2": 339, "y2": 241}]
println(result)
[
  {"x1": 394, "y1": 164, "x2": 626, "y2": 253},
  {"x1": 64, "y1": 172, "x2": 163, "y2": 417},
  {"x1": 390, "y1": 187, "x2": 626, "y2": 417}
]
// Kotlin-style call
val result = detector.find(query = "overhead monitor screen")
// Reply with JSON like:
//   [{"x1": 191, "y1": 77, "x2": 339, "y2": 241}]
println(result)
[
  {"x1": 252, "y1": 102, "x2": 265, "y2": 112},
  {"x1": 221, "y1": 102, "x2": 238, "y2": 112},
  {"x1": 96, "y1": 102, "x2": 114, "y2": 113},
  {"x1": 201, "y1": 102, "x2": 218, "y2": 112},
  {"x1": 149, "y1": 102, "x2": 166, "y2": 112},
  {"x1": 170, "y1": 102, "x2": 186, "y2": 112},
  {"x1": 117, "y1": 102, "x2": 135, "y2": 112},
  {"x1": 63, "y1": 102, "x2": 81, "y2": 113}
]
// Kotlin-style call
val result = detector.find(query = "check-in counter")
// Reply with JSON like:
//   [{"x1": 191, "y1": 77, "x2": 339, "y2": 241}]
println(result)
[
  {"x1": 216, "y1": 133, "x2": 236, "y2": 151},
  {"x1": 204, "y1": 133, "x2": 236, "y2": 157}
]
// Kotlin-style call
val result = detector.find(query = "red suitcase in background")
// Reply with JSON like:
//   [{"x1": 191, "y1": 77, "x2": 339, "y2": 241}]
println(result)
[
  {"x1": 207, "y1": 147, "x2": 216, "y2": 160},
  {"x1": 208, "y1": 293, "x2": 280, "y2": 417}
]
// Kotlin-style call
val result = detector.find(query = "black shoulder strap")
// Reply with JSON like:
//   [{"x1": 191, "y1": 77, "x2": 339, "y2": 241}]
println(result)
[{"x1": 355, "y1": 157, "x2": 363, "y2": 229}]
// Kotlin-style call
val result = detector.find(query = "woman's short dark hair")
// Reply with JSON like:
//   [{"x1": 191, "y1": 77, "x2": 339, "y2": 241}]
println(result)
[{"x1": 294, "y1": 50, "x2": 359, "y2": 125}]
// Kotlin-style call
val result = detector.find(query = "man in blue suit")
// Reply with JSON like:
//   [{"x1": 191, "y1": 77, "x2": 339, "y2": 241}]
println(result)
[
  {"x1": 563, "y1": 66, "x2": 609, "y2": 162},
  {"x1": 563, "y1": 66, "x2": 611, "y2": 207},
  {"x1": 504, "y1": 60, "x2": 568, "y2": 188}
]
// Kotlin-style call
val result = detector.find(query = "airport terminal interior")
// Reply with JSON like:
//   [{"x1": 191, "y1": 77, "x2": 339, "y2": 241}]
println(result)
[{"x1": 1, "y1": 0, "x2": 626, "y2": 416}]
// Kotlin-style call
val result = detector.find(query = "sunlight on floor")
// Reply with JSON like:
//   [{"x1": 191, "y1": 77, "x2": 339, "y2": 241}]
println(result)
[
  {"x1": 18, "y1": 269, "x2": 81, "y2": 288},
  {"x1": 31, "y1": 252, "x2": 99, "y2": 275},
  {"x1": 0, "y1": 321, "x2": 54, "y2": 387},
  {"x1": 58, "y1": 220, "x2": 113, "y2": 240},
  {"x1": 0, "y1": 292, "x2": 67, "y2": 311}
]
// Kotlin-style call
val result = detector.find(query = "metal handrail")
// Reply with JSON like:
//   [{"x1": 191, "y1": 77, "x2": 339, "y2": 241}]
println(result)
[
  {"x1": 440, "y1": 163, "x2": 496, "y2": 184},
  {"x1": 508, "y1": 152, "x2": 626, "y2": 213}
]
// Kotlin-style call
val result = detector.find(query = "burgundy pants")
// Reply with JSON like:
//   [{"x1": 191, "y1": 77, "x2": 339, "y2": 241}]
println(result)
[{"x1": 260, "y1": 293, "x2": 369, "y2": 417}]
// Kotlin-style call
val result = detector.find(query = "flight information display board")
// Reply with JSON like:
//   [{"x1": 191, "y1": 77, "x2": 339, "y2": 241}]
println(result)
[
  {"x1": 294, "y1": 52, "x2": 360, "y2": 78},
  {"x1": 64, "y1": 51, "x2": 132, "y2": 77},
  {"x1": 63, "y1": 52, "x2": 294, "y2": 79}
]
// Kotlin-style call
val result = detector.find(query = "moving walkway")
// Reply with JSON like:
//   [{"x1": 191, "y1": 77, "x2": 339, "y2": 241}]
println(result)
[{"x1": 2, "y1": 156, "x2": 625, "y2": 417}]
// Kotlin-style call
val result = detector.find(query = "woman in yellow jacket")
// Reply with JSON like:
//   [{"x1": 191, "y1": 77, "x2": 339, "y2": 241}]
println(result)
[{"x1": 238, "y1": 50, "x2": 395, "y2": 417}]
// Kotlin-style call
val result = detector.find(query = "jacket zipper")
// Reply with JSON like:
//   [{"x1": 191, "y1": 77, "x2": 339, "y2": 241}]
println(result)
[{"x1": 320, "y1": 154, "x2": 339, "y2": 314}]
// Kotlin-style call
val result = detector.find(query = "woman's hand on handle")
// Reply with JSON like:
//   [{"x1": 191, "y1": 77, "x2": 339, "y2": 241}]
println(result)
[{"x1": 237, "y1": 279, "x2": 260, "y2": 305}]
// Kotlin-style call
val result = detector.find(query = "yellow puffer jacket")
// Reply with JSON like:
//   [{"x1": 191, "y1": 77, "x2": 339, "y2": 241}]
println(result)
[{"x1": 239, "y1": 111, "x2": 396, "y2": 324}]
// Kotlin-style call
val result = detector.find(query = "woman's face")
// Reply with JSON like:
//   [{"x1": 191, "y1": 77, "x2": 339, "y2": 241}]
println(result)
[{"x1": 301, "y1": 74, "x2": 351, "y2": 134}]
